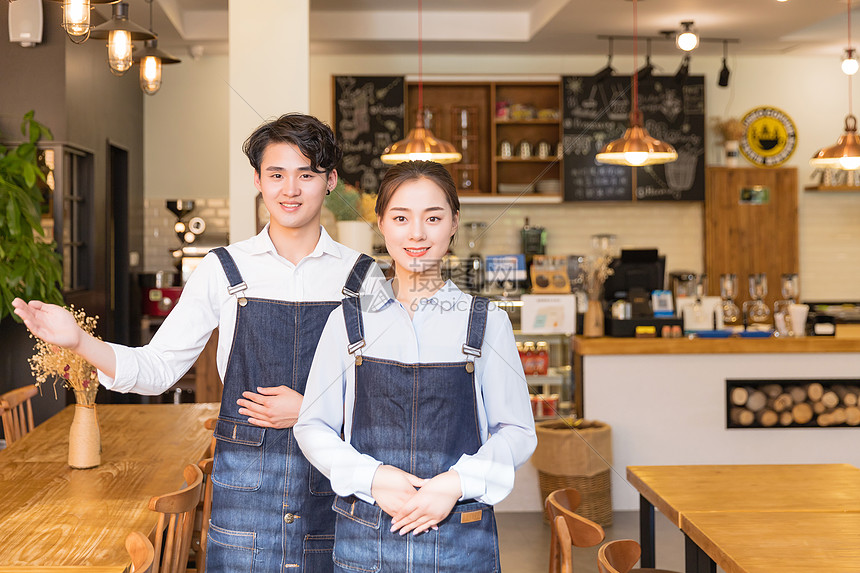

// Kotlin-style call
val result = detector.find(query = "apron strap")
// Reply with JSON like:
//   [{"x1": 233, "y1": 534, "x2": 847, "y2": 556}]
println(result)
[
  {"x1": 342, "y1": 253, "x2": 375, "y2": 298},
  {"x1": 211, "y1": 247, "x2": 248, "y2": 296},
  {"x1": 463, "y1": 296, "x2": 490, "y2": 358},
  {"x1": 342, "y1": 254, "x2": 375, "y2": 354}
]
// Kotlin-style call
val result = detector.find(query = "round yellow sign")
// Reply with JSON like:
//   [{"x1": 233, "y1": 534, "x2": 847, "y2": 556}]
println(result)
[{"x1": 739, "y1": 106, "x2": 797, "y2": 167}]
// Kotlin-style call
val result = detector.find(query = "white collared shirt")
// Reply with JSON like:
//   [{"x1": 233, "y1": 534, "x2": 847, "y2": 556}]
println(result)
[
  {"x1": 99, "y1": 225, "x2": 384, "y2": 395},
  {"x1": 294, "y1": 280, "x2": 537, "y2": 506}
]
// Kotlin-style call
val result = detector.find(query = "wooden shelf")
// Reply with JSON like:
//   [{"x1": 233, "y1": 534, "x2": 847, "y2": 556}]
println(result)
[
  {"x1": 495, "y1": 156, "x2": 560, "y2": 163},
  {"x1": 573, "y1": 335, "x2": 860, "y2": 356},
  {"x1": 804, "y1": 185, "x2": 860, "y2": 192},
  {"x1": 495, "y1": 119, "x2": 560, "y2": 125},
  {"x1": 459, "y1": 194, "x2": 562, "y2": 204}
]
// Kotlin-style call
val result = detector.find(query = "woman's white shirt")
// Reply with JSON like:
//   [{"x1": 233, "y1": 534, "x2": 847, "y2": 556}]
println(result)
[{"x1": 295, "y1": 279, "x2": 537, "y2": 506}]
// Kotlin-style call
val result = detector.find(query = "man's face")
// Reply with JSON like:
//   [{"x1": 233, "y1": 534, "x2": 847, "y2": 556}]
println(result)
[{"x1": 254, "y1": 142, "x2": 336, "y2": 234}]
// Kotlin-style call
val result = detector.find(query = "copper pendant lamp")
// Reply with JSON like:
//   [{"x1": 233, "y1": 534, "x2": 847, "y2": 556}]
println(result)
[
  {"x1": 810, "y1": 0, "x2": 860, "y2": 171},
  {"x1": 596, "y1": 0, "x2": 677, "y2": 167},
  {"x1": 380, "y1": 0, "x2": 461, "y2": 165}
]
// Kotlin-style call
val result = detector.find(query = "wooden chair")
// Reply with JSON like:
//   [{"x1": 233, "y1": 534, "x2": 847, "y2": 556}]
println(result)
[
  {"x1": 202, "y1": 417, "x2": 217, "y2": 458},
  {"x1": 597, "y1": 539, "x2": 681, "y2": 573},
  {"x1": 126, "y1": 531, "x2": 155, "y2": 573},
  {"x1": 546, "y1": 488, "x2": 605, "y2": 573},
  {"x1": 149, "y1": 463, "x2": 204, "y2": 573},
  {"x1": 0, "y1": 384, "x2": 38, "y2": 445},
  {"x1": 190, "y1": 457, "x2": 214, "y2": 573},
  {"x1": 554, "y1": 516, "x2": 573, "y2": 573}
]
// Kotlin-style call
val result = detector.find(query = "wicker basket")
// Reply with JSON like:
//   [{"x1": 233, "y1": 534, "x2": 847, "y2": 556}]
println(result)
[
  {"x1": 532, "y1": 418, "x2": 613, "y2": 527},
  {"x1": 538, "y1": 468, "x2": 613, "y2": 526}
]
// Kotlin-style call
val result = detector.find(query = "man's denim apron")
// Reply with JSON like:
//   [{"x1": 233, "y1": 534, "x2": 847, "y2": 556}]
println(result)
[
  {"x1": 332, "y1": 293, "x2": 501, "y2": 573},
  {"x1": 206, "y1": 247, "x2": 374, "y2": 572}
]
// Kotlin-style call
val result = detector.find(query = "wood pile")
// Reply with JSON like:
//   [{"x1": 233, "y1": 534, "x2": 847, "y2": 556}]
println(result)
[{"x1": 728, "y1": 382, "x2": 860, "y2": 428}]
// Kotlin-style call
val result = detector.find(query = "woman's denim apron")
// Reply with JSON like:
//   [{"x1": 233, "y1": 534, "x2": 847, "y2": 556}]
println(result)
[
  {"x1": 332, "y1": 293, "x2": 501, "y2": 573},
  {"x1": 206, "y1": 247, "x2": 375, "y2": 572}
]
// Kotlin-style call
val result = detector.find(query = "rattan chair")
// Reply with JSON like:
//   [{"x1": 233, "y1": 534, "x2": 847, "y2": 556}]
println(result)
[
  {"x1": 546, "y1": 487, "x2": 605, "y2": 573},
  {"x1": 126, "y1": 531, "x2": 155, "y2": 573},
  {"x1": 149, "y1": 463, "x2": 204, "y2": 573},
  {"x1": 0, "y1": 384, "x2": 38, "y2": 445}
]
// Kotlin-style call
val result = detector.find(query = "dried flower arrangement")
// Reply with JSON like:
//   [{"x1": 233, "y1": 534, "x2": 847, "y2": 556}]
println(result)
[
  {"x1": 28, "y1": 306, "x2": 99, "y2": 406},
  {"x1": 713, "y1": 117, "x2": 745, "y2": 142},
  {"x1": 581, "y1": 254, "x2": 615, "y2": 300}
]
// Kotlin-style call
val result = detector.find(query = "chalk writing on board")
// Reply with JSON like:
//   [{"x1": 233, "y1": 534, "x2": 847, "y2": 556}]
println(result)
[
  {"x1": 334, "y1": 76, "x2": 405, "y2": 193},
  {"x1": 562, "y1": 75, "x2": 705, "y2": 202}
]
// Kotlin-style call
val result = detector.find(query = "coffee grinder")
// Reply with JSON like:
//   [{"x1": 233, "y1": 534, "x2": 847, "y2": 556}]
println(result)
[{"x1": 463, "y1": 221, "x2": 486, "y2": 294}]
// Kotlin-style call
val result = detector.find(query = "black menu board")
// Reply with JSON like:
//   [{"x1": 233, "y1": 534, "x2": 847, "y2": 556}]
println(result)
[
  {"x1": 562, "y1": 75, "x2": 705, "y2": 202},
  {"x1": 333, "y1": 76, "x2": 406, "y2": 193}
]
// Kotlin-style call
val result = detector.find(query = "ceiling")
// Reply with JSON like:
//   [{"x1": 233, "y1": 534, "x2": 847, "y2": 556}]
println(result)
[{"x1": 97, "y1": 0, "x2": 860, "y2": 60}]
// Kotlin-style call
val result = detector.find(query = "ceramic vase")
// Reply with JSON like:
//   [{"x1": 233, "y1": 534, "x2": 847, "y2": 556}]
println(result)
[
  {"x1": 68, "y1": 403, "x2": 100, "y2": 469},
  {"x1": 724, "y1": 140, "x2": 739, "y2": 167}
]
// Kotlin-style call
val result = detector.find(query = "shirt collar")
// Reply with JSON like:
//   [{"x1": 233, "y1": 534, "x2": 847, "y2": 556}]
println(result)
[
  {"x1": 374, "y1": 279, "x2": 463, "y2": 310},
  {"x1": 245, "y1": 224, "x2": 343, "y2": 260}
]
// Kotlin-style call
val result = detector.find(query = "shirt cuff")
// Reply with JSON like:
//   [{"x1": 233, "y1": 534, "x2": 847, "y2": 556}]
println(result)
[
  {"x1": 97, "y1": 343, "x2": 138, "y2": 393},
  {"x1": 451, "y1": 454, "x2": 489, "y2": 502},
  {"x1": 332, "y1": 455, "x2": 382, "y2": 503}
]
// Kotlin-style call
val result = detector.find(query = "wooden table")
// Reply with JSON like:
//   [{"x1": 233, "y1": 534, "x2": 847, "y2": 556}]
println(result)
[
  {"x1": 681, "y1": 511, "x2": 860, "y2": 573},
  {"x1": 627, "y1": 464, "x2": 860, "y2": 572},
  {"x1": 0, "y1": 403, "x2": 219, "y2": 572}
]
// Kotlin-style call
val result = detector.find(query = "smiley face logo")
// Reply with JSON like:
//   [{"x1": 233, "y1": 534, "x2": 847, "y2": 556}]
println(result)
[{"x1": 739, "y1": 107, "x2": 797, "y2": 167}]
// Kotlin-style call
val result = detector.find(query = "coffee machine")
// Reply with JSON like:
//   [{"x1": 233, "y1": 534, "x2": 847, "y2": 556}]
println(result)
[{"x1": 463, "y1": 222, "x2": 486, "y2": 294}]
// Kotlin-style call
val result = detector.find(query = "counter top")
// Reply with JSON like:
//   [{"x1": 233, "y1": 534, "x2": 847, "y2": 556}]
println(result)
[{"x1": 573, "y1": 335, "x2": 860, "y2": 355}]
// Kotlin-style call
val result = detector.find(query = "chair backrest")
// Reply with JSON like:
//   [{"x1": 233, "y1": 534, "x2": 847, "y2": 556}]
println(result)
[
  {"x1": 547, "y1": 488, "x2": 605, "y2": 547},
  {"x1": 126, "y1": 530, "x2": 155, "y2": 573},
  {"x1": 597, "y1": 539, "x2": 641, "y2": 573},
  {"x1": 554, "y1": 516, "x2": 573, "y2": 573},
  {"x1": 149, "y1": 463, "x2": 204, "y2": 573},
  {"x1": 0, "y1": 384, "x2": 38, "y2": 445},
  {"x1": 194, "y1": 457, "x2": 214, "y2": 573},
  {"x1": 202, "y1": 418, "x2": 217, "y2": 458}
]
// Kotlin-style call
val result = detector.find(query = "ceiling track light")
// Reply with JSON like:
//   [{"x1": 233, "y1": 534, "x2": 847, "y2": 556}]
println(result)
[
  {"x1": 636, "y1": 39, "x2": 654, "y2": 83},
  {"x1": 89, "y1": 2, "x2": 155, "y2": 76},
  {"x1": 593, "y1": 37, "x2": 615, "y2": 83},
  {"x1": 676, "y1": 21, "x2": 699, "y2": 52},
  {"x1": 674, "y1": 54, "x2": 691, "y2": 85},
  {"x1": 719, "y1": 40, "x2": 731, "y2": 87}
]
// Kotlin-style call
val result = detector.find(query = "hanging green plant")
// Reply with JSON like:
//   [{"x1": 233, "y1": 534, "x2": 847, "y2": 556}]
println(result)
[{"x1": 0, "y1": 110, "x2": 64, "y2": 321}]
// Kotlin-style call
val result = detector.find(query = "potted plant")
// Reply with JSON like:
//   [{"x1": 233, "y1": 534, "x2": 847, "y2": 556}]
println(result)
[
  {"x1": 323, "y1": 179, "x2": 377, "y2": 254},
  {"x1": 0, "y1": 110, "x2": 63, "y2": 320},
  {"x1": 713, "y1": 117, "x2": 745, "y2": 167}
]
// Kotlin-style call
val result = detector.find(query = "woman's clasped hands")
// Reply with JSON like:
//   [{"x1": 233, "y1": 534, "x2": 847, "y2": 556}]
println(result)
[{"x1": 370, "y1": 465, "x2": 462, "y2": 536}]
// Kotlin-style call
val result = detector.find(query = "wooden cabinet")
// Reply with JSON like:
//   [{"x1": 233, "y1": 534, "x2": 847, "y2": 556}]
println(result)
[
  {"x1": 407, "y1": 79, "x2": 563, "y2": 203},
  {"x1": 704, "y1": 167, "x2": 799, "y2": 311}
]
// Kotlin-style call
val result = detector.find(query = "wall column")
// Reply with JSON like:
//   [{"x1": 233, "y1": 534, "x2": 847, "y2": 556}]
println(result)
[{"x1": 229, "y1": 0, "x2": 310, "y2": 242}]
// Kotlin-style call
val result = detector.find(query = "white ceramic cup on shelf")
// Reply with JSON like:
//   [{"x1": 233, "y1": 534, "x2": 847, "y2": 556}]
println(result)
[{"x1": 788, "y1": 303, "x2": 809, "y2": 337}]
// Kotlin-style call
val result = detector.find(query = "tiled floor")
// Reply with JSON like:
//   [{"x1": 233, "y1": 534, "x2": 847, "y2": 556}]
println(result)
[{"x1": 497, "y1": 510, "x2": 686, "y2": 573}]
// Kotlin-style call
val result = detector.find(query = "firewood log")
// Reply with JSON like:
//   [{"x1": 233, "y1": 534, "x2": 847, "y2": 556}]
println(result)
[
  {"x1": 745, "y1": 390, "x2": 767, "y2": 412},
  {"x1": 792, "y1": 402, "x2": 813, "y2": 424},
  {"x1": 807, "y1": 382, "x2": 824, "y2": 402},
  {"x1": 730, "y1": 386, "x2": 749, "y2": 406},
  {"x1": 756, "y1": 409, "x2": 778, "y2": 427},
  {"x1": 730, "y1": 407, "x2": 755, "y2": 426}
]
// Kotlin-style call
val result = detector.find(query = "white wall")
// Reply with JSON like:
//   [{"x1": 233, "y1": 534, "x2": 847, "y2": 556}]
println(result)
[
  {"x1": 144, "y1": 54, "x2": 229, "y2": 201},
  {"x1": 145, "y1": 51, "x2": 860, "y2": 300}
]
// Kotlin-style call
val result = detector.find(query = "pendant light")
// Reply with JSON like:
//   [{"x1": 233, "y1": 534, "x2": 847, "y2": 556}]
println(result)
[
  {"x1": 132, "y1": 0, "x2": 181, "y2": 95},
  {"x1": 49, "y1": 0, "x2": 119, "y2": 44},
  {"x1": 811, "y1": 0, "x2": 860, "y2": 171},
  {"x1": 596, "y1": 0, "x2": 677, "y2": 167},
  {"x1": 89, "y1": 2, "x2": 155, "y2": 76},
  {"x1": 676, "y1": 21, "x2": 699, "y2": 52},
  {"x1": 380, "y1": 0, "x2": 461, "y2": 165}
]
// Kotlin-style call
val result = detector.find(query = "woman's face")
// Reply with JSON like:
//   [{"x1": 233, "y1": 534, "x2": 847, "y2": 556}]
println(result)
[{"x1": 377, "y1": 177, "x2": 459, "y2": 278}]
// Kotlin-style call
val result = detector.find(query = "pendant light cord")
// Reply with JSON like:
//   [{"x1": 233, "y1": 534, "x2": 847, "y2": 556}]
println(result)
[
  {"x1": 632, "y1": 0, "x2": 639, "y2": 115},
  {"x1": 851, "y1": 0, "x2": 854, "y2": 117},
  {"x1": 418, "y1": 0, "x2": 423, "y2": 122}
]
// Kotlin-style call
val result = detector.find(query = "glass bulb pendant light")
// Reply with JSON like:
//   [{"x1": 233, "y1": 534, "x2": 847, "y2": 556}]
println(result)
[
  {"x1": 596, "y1": 0, "x2": 677, "y2": 167},
  {"x1": 131, "y1": 1, "x2": 181, "y2": 96},
  {"x1": 52, "y1": 0, "x2": 119, "y2": 43},
  {"x1": 380, "y1": 0, "x2": 461, "y2": 165},
  {"x1": 843, "y1": 48, "x2": 859, "y2": 75},
  {"x1": 89, "y1": 2, "x2": 155, "y2": 76},
  {"x1": 676, "y1": 21, "x2": 699, "y2": 52}
]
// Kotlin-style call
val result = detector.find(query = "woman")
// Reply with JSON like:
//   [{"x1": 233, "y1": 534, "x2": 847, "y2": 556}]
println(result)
[{"x1": 294, "y1": 160, "x2": 536, "y2": 572}]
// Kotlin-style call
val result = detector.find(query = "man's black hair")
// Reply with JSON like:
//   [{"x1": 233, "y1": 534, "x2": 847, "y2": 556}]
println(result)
[{"x1": 243, "y1": 113, "x2": 342, "y2": 176}]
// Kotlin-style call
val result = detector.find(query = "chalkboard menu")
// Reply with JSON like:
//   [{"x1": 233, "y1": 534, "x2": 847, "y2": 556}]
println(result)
[
  {"x1": 333, "y1": 76, "x2": 405, "y2": 194},
  {"x1": 562, "y1": 75, "x2": 705, "y2": 202}
]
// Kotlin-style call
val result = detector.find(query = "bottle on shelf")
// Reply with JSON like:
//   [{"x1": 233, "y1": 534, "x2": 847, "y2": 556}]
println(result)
[
  {"x1": 522, "y1": 341, "x2": 536, "y2": 375},
  {"x1": 535, "y1": 341, "x2": 549, "y2": 376}
]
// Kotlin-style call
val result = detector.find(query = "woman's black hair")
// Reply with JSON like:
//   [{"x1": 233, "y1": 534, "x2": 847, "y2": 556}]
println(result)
[{"x1": 243, "y1": 113, "x2": 342, "y2": 175}]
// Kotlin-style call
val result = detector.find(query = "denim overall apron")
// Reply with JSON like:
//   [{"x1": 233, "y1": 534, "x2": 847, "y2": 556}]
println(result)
[
  {"x1": 206, "y1": 247, "x2": 375, "y2": 572},
  {"x1": 332, "y1": 293, "x2": 501, "y2": 573}
]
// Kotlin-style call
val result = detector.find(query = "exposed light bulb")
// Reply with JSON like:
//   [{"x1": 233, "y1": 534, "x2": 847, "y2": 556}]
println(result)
[
  {"x1": 840, "y1": 156, "x2": 860, "y2": 170},
  {"x1": 108, "y1": 29, "x2": 133, "y2": 76},
  {"x1": 140, "y1": 55, "x2": 162, "y2": 95},
  {"x1": 624, "y1": 152, "x2": 649, "y2": 166},
  {"x1": 843, "y1": 49, "x2": 859, "y2": 75},
  {"x1": 62, "y1": 0, "x2": 90, "y2": 37},
  {"x1": 677, "y1": 31, "x2": 699, "y2": 51}
]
